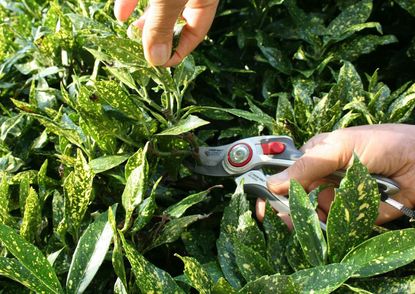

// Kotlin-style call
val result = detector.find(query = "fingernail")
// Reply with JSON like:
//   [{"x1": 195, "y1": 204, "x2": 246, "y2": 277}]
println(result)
[
  {"x1": 268, "y1": 170, "x2": 289, "y2": 186},
  {"x1": 149, "y1": 43, "x2": 169, "y2": 66}
]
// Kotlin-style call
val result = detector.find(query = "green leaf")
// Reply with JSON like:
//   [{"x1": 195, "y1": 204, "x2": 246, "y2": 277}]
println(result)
[
  {"x1": 148, "y1": 214, "x2": 206, "y2": 251},
  {"x1": 0, "y1": 257, "x2": 58, "y2": 294},
  {"x1": 37, "y1": 159, "x2": 49, "y2": 202},
  {"x1": 28, "y1": 113, "x2": 86, "y2": 151},
  {"x1": 275, "y1": 92, "x2": 295, "y2": 126},
  {"x1": 120, "y1": 234, "x2": 184, "y2": 294},
  {"x1": 291, "y1": 263, "x2": 356, "y2": 293},
  {"x1": 216, "y1": 234, "x2": 245, "y2": 289},
  {"x1": 325, "y1": 0, "x2": 373, "y2": 39},
  {"x1": 394, "y1": 0, "x2": 415, "y2": 17},
  {"x1": 173, "y1": 55, "x2": 206, "y2": 91},
  {"x1": 239, "y1": 275, "x2": 297, "y2": 294},
  {"x1": 114, "y1": 278, "x2": 128, "y2": 294},
  {"x1": 52, "y1": 191, "x2": 66, "y2": 242},
  {"x1": 0, "y1": 175, "x2": 13, "y2": 226},
  {"x1": 131, "y1": 177, "x2": 161, "y2": 233},
  {"x1": 233, "y1": 240, "x2": 274, "y2": 282},
  {"x1": 0, "y1": 113, "x2": 24, "y2": 141},
  {"x1": 236, "y1": 210, "x2": 267, "y2": 256},
  {"x1": 289, "y1": 180, "x2": 327, "y2": 266},
  {"x1": 350, "y1": 275, "x2": 415, "y2": 293},
  {"x1": 125, "y1": 147, "x2": 145, "y2": 180},
  {"x1": 89, "y1": 154, "x2": 130, "y2": 174},
  {"x1": 176, "y1": 254, "x2": 213, "y2": 294},
  {"x1": 182, "y1": 229, "x2": 217, "y2": 264},
  {"x1": 257, "y1": 42, "x2": 292, "y2": 75},
  {"x1": 157, "y1": 115, "x2": 210, "y2": 136},
  {"x1": 121, "y1": 143, "x2": 149, "y2": 231},
  {"x1": 329, "y1": 61, "x2": 364, "y2": 103},
  {"x1": 94, "y1": 81, "x2": 143, "y2": 121},
  {"x1": 76, "y1": 86, "x2": 127, "y2": 153},
  {"x1": 341, "y1": 228, "x2": 415, "y2": 277},
  {"x1": 292, "y1": 78, "x2": 314, "y2": 124},
  {"x1": 0, "y1": 224, "x2": 63, "y2": 293},
  {"x1": 108, "y1": 207, "x2": 127, "y2": 290},
  {"x1": 326, "y1": 155, "x2": 380, "y2": 263},
  {"x1": 387, "y1": 84, "x2": 415, "y2": 122},
  {"x1": 164, "y1": 186, "x2": 219, "y2": 218},
  {"x1": 105, "y1": 66, "x2": 139, "y2": 91},
  {"x1": 216, "y1": 185, "x2": 250, "y2": 288},
  {"x1": 331, "y1": 35, "x2": 398, "y2": 61},
  {"x1": 285, "y1": 234, "x2": 312, "y2": 271},
  {"x1": 212, "y1": 277, "x2": 236, "y2": 294},
  {"x1": 262, "y1": 201, "x2": 291, "y2": 274},
  {"x1": 19, "y1": 187, "x2": 41, "y2": 242},
  {"x1": 18, "y1": 173, "x2": 31, "y2": 214},
  {"x1": 66, "y1": 207, "x2": 115, "y2": 294},
  {"x1": 88, "y1": 36, "x2": 146, "y2": 67},
  {"x1": 63, "y1": 149, "x2": 95, "y2": 234}
]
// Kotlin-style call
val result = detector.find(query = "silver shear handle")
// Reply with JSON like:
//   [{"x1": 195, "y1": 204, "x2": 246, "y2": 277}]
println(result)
[
  {"x1": 235, "y1": 170, "x2": 290, "y2": 214},
  {"x1": 331, "y1": 171, "x2": 400, "y2": 195},
  {"x1": 235, "y1": 170, "x2": 327, "y2": 230},
  {"x1": 262, "y1": 158, "x2": 400, "y2": 196}
]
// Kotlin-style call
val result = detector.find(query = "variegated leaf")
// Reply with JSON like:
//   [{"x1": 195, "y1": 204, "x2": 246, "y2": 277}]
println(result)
[
  {"x1": 89, "y1": 154, "x2": 130, "y2": 174},
  {"x1": 120, "y1": 234, "x2": 184, "y2": 293},
  {"x1": 66, "y1": 207, "x2": 115, "y2": 294},
  {"x1": 239, "y1": 274, "x2": 297, "y2": 294},
  {"x1": 89, "y1": 36, "x2": 146, "y2": 67},
  {"x1": 211, "y1": 277, "x2": 236, "y2": 294},
  {"x1": 325, "y1": 0, "x2": 373, "y2": 39},
  {"x1": 233, "y1": 240, "x2": 274, "y2": 282},
  {"x1": 327, "y1": 155, "x2": 380, "y2": 263},
  {"x1": 0, "y1": 224, "x2": 63, "y2": 293},
  {"x1": 341, "y1": 228, "x2": 415, "y2": 277},
  {"x1": 289, "y1": 180, "x2": 327, "y2": 266},
  {"x1": 164, "y1": 186, "x2": 220, "y2": 218},
  {"x1": 131, "y1": 177, "x2": 161, "y2": 233},
  {"x1": 0, "y1": 257, "x2": 58, "y2": 294},
  {"x1": 157, "y1": 115, "x2": 210, "y2": 136},
  {"x1": 20, "y1": 187, "x2": 42, "y2": 242},
  {"x1": 121, "y1": 143, "x2": 149, "y2": 231},
  {"x1": 262, "y1": 201, "x2": 291, "y2": 274},
  {"x1": 291, "y1": 263, "x2": 356, "y2": 294},
  {"x1": 350, "y1": 275, "x2": 415, "y2": 293},
  {"x1": 0, "y1": 175, "x2": 13, "y2": 226},
  {"x1": 176, "y1": 254, "x2": 213, "y2": 294},
  {"x1": 108, "y1": 206, "x2": 127, "y2": 289},
  {"x1": 37, "y1": 159, "x2": 48, "y2": 202},
  {"x1": 285, "y1": 234, "x2": 311, "y2": 271},
  {"x1": 147, "y1": 214, "x2": 206, "y2": 251},
  {"x1": 394, "y1": 0, "x2": 415, "y2": 17},
  {"x1": 63, "y1": 149, "x2": 95, "y2": 234}
]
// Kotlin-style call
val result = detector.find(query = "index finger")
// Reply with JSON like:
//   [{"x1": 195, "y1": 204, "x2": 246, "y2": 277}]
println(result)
[
  {"x1": 114, "y1": 0, "x2": 139, "y2": 21},
  {"x1": 164, "y1": 0, "x2": 218, "y2": 67}
]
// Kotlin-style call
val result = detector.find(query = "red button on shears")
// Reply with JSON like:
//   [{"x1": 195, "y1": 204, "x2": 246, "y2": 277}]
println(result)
[{"x1": 261, "y1": 142, "x2": 285, "y2": 155}]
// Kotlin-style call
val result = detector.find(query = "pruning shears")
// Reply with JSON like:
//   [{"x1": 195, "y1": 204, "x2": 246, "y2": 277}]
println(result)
[{"x1": 191, "y1": 135, "x2": 414, "y2": 226}]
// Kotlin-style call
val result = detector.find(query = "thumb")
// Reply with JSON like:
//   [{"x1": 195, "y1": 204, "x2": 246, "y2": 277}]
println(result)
[
  {"x1": 143, "y1": 0, "x2": 188, "y2": 66},
  {"x1": 267, "y1": 140, "x2": 353, "y2": 195}
]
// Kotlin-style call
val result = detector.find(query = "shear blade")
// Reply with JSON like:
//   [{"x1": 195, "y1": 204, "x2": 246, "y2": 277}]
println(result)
[{"x1": 191, "y1": 164, "x2": 229, "y2": 177}]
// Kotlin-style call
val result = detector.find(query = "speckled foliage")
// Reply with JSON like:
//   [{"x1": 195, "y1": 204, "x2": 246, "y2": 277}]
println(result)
[{"x1": 0, "y1": 0, "x2": 415, "y2": 293}]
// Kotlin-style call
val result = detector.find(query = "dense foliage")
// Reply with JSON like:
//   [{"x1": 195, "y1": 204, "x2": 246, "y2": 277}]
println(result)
[{"x1": 1, "y1": 0, "x2": 415, "y2": 293}]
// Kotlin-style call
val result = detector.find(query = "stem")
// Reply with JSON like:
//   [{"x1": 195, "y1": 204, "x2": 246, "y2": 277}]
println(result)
[{"x1": 149, "y1": 140, "x2": 193, "y2": 158}]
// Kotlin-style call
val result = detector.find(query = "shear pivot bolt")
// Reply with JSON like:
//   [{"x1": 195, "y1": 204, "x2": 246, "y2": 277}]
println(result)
[{"x1": 228, "y1": 143, "x2": 253, "y2": 167}]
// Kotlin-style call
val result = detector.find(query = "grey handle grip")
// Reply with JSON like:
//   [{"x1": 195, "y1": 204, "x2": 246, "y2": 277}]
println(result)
[
  {"x1": 264, "y1": 158, "x2": 400, "y2": 196},
  {"x1": 243, "y1": 183, "x2": 290, "y2": 214}
]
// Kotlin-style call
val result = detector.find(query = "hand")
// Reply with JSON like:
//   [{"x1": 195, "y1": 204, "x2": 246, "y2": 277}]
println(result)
[
  {"x1": 114, "y1": 0, "x2": 219, "y2": 67},
  {"x1": 256, "y1": 124, "x2": 415, "y2": 227}
]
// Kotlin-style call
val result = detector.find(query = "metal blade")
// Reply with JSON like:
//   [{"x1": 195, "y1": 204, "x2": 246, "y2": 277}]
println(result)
[{"x1": 192, "y1": 164, "x2": 230, "y2": 177}]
